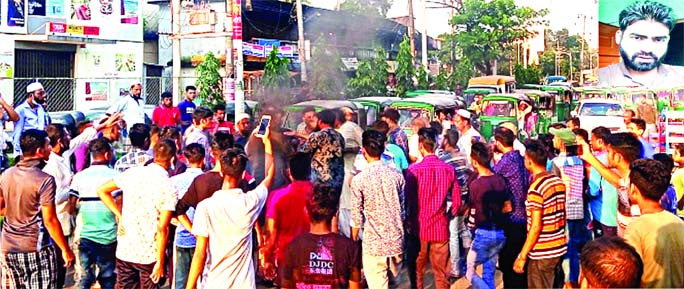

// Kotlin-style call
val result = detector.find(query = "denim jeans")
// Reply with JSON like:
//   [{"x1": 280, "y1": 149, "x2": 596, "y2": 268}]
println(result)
[
  {"x1": 567, "y1": 218, "x2": 591, "y2": 283},
  {"x1": 77, "y1": 238, "x2": 116, "y2": 289},
  {"x1": 448, "y1": 215, "x2": 472, "y2": 277},
  {"x1": 466, "y1": 228, "x2": 506, "y2": 289},
  {"x1": 174, "y1": 246, "x2": 195, "y2": 289}
]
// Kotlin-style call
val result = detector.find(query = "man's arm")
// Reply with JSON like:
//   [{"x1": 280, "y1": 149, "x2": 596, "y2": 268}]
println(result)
[
  {"x1": 12, "y1": 109, "x2": 25, "y2": 155},
  {"x1": 349, "y1": 177, "x2": 363, "y2": 242},
  {"x1": 450, "y1": 174, "x2": 461, "y2": 216},
  {"x1": 96, "y1": 179, "x2": 123, "y2": 220},
  {"x1": 577, "y1": 137, "x2": 621, "y2": 187},
  {"x1": 185, "y1": 235, "x2": 208, "y2": 289},
  {"x1": 261, "y1": 129, "x2": 276, "y2": 189},
  {"x1": 513, "y1": 208, "x2": 542, "y2": 273},
  {"x1": 42, "y1": 203, "x2": 74, "y2": 267},
  {"x1": 151, "y1": 210, "x2": 173, "y2": 283},
  {"x1": 0, "y1": 95, "x2": 18, "y2": 121}
]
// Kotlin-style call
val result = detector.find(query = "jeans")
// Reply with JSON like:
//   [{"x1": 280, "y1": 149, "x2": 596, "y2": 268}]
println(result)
[
  {"x1": 174, "y1": 246, "x2": 195, "y2": 289},
  {"x1": 416, "y1": 240, "x2": 450, "y2": 289},
  {"x1": 567, "y1": 219, "x2": 591, "y2": 283},
  {"x1": 500, "y1": 222, "x2": 528, "y2": 289},
  {"x1": 77, "y1": 238, "x2": 116, "y2": 289},
  {"x1": 466, "y1": 229, "x2": 506, "y2": 289},
  {"x1": 362, "y1": 254, "x2": 402, "y2": 289},
  {"x1": 449, "y1": 215, "x2": 472, "y2": 277}
]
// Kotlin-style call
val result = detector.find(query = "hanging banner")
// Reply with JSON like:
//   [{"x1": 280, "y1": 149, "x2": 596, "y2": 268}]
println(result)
[
  {"x1": 231, "y1": 0, "x2": 241, "y2": 40},
  {"x1": 120, "y1": 0, "x2": 137, "y2": 24},
  {"x1": 45, "y1": 0, "x2": 62, "y2": 17},
  {"x1": 27, "y1": 0, "x2": 45, "y2": 16},
  {"x1": 1, "y1": 0, "x2": 28, "y2": 33},
  {"x1": 0, "y1": 36, "x2": 14, "y2": 104},
  {"x1": 84, "y1": 81, "x2": 109, "y2": 101}
]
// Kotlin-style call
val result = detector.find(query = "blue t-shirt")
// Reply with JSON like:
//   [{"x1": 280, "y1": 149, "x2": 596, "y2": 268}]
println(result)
[
  {"x1": 177, "y1": 100, "x2": 196, "y2": 123},
  {"x1": 660, "y1": 186, "x2": 678, "y2": 215},
  {"x1": 588, "y1": 153, "x2": 618, "y2": 227},
  {"x1": 640, "y1": 138, "x2": 654, "y2": 159},
  {"x1": 386, "y1": 143, "x2": 409, "y2": 171}
]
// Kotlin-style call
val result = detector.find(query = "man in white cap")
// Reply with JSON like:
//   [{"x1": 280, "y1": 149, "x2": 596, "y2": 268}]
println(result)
[
  {"x1": 234, "y1": 113, "x2": 251, "y2": 147},
  {"x1": 453, "y1": 109, "x2": 482, "y2": 160},
  {"x1": 13, "y1": 82, "x2": 50, "y2": 158},
  {"x1": 499, "y1": 122, "x2": 526, "y2": 156},
  {"x1": 107, "y1": 82, "x2": 145, "y2": 131}
]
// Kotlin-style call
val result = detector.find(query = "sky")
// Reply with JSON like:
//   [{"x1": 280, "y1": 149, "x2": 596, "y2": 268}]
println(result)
[{"x1": 307, "y1": 0, "x2": 598, "y2": 48}]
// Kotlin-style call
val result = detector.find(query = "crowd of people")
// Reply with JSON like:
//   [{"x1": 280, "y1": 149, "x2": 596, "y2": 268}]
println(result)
[{"x1": 0, "y1": 80, "x2": 683, "y2": 289}]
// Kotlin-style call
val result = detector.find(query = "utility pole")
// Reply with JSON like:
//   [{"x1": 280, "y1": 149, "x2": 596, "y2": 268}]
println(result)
[
  {"x1": 171, "y1": 0, "x2": 181, "y2": 104},
  {"x1": 297, "y1": 0, "x2": 308, "y2": 82},
  {"x1": 579, "y1": 14, "x2": 586, "y2": 85},
  {"x1": 421, "y1": 0, "x2": 428, "y2": 71},
  {"x1": 408, "y1": 0, "x2": 416, "y2": 58},
  {"x1": 225, "y1": 0, "x2": 234, "y2": 102},
  {"x1": 233, "y1": 0, "x2": 245, "y2": 116}
]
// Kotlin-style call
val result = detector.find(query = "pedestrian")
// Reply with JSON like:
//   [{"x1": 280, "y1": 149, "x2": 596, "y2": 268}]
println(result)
[
  {"x1": 335, "y1": 108, "x2": 363, "y2": 238},
  {"x1": 566, "y1": 117, "x2": 580, "y2": 130},
  {"x1": 466, "y1": 142, "x2": 510, "y2": 289},
  {"x1": 0, "y1": 92, "x2": 19, "y2": 170},
  {"x1": 152, "y1": 92, "x2": 181, "y2": 127},
  {"x1": 185, "y1": 129, "x2": 276, "y2": 289},
  {"x1": 73, "y1": 118, "x2": 122, "y2": 172},
  {"x1": 70, "y1": 138, "x2": 120, "y2": 289},
  {"x1": 0, "y1": 129, "x2": 76, "y2": 289},
  {"x1": 296, "y1": 106, "x2": 317, "y2": 138},
  {"x1": 381, "y1": 108, "x2": 409, "y2": 157},
  {"x1": 405, "y1": 128, "x2": 460, "y2": 289},
  {"x1": 262, "y1": 152, "x2": 313, "y2": 284},
  {"x1": 184, "y1": 107, "x2": 214, "y2": 168},
  {"x1": 114, "y1": 123, "x2": 152, "y2": 172},
  {"x1": 234, "y1": 113, "x2": 251, "y2": 148},
  {"x1": 624, "y1": 158, "x2": 684, "y2": 288},
  {"x1": 574, "y1": 236, "x2": 643, "y2": 288},
  {"x1": 350, "y1": 130, "x2": 405, "y2": 289},
  {"x1": 107, "y1": 82, "x2": 145, "y2": 131},
  {"x1": 298, "y1": 109, "x2": 345, "y2": 191},
  {"x1": 279, "y1": 185, "x2": 362, "y2": 289},
  {"x1": 407, "y1": 117, "x2": 429, "y2": 163},
  {"x1": 587, "y1": 127, "x2": 618, "y2": 237},
  {"x1": 627, "y1": 118, "x2": 655, "y2": 159},
  {"x1": 454, "y1": 109, "x2": 482, "y2": 161},
  {"x1": 653, "y1": 153, "x2": 678, "y2": 214},
  {"x1": 178, "y1": 85, "x2": 197, "y2": 133},
  {"x1": 210, "y1": 103, "x2": 234, "y2": 134},
  {"x1": 351, "y1": 120, "x2": 407, "y2": 172},
  {"x1": 171, "y1": 144, "x2": 205, "y2": 289},
  {"x1": 13, "y1": 82, "x2": 50, "y2": 158},
  {"x1": 97, "y1": 139, "x2": 179, "y2": 289},
  {"x1": 623, "y1": 109, "x2": 635, "y2": 127},
  {"x1": 514, "y1": 140, "x2": 567, "y2": 289},
  {"x1": 673, "y1": 144, "x2": 684, "y2": 216},
  {"x1": 492, "y1": 126, "x2": 530, "y2": 289}
]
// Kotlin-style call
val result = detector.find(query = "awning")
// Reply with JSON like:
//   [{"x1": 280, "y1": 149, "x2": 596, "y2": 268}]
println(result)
[{"x1": 10, "y1": 34, "x2": 117, "y2": 45}]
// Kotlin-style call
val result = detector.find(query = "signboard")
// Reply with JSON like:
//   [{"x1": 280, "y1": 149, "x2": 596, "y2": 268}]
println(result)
[
  {"x1": 48, "y1": 22, "x2": 100, "y2": 35},
  {"x1": 0, "y1": 0, "x2": 28, "y2": 33},
  {"x1": 341, "y1": 57, "x2": 359, "y2": 70},
  {"x1": 0, "y1": 36, "x2": 14, "y2": 104},
  {"x1": 242, "y1": 43, "x2": 297, "y2": 59},
  {"x1": 84, "y1": 81, "x2": 108, "y2": 101},
  {"x1": 231, "y1": 0, "x2": 241, "y2": 40}
]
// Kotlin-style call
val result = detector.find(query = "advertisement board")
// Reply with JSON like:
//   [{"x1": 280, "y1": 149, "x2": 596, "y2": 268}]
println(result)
[
  {"x1": 0, "y1": 0, "x2": 28, "y2": 34},
  {"x1": 0, "y1": 36, "x2": 14, "y2": 105}
]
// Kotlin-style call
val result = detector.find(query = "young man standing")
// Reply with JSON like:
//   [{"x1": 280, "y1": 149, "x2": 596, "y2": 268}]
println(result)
[
  {"x1": 350, "y1": 130, "x2": 405, "y2": 289},
  {"x1": 13, "y1": 82, "x2": 50, "y2": 158},
  {"x1": 627, "y1": 118, "x2": 655, "y2": 159},
  {"x1": 97, "y1": 139, "x2": 179, "y2": 289},
  {"x1": 185, "y1": 128, "x2": 275, "y2": 289},
  {"x1": 514, "y1": 140, "x2": 567, "y2": 289},
  {"x1": 0, "y1": 129, "x2": 75, "y2": 289},
  {"x1": 70, "y1": 138, "x2": 120, "y2": 289},
  {"x1": 152, "y1": 92, "x2": 181, "y2": 127},
  {"x1": 107, "y1": 82, "x2": 145, "y2": 131},
  {"x1": 624, "y1": 159, "x2": 684, "y2": 288},
  {"x1": 299, "y1": 109, "x2": 345, "y2": 190},
  {"x1": 184, "y1": 107, "x2": 214, "y2": 168},
  {"x1": 280, "y1": 185, "x2": 362, "y2": 289},
  {"x1": 210, "y1": 103, "x2": 233, "y2": 134},
  {"x1": 466, "y1": 142, "x2": 510, "y2": 289},
  {"x1": 587, "y1": 127, "x2": 618, "y2": 237},
  {"x1": 171, "y1": 144, "x2": 205, "y2": 289},
  {"x1": 178, "y1": 85, "x2": 197, "y2": 133},
  {"x1": 114, "y1": 123, "x2": 152, "y2": 172},
  {"x1": 454, "y1": 109, "x2": 482, "y2": 160},
  {"x1": 381, "y1": 109, "x2": 409, "y2": 157},
  {"x1": 405, "y1": 128, "x2": 460, "y2": 289}
]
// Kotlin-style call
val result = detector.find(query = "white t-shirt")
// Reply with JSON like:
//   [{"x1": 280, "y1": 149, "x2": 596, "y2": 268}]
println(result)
[
  {"x1": 457, "y1": 127, "x2": 482, "y2": 161},
  {"x1": 192, "y1": 184, "x2": 268, "y2": 289}
]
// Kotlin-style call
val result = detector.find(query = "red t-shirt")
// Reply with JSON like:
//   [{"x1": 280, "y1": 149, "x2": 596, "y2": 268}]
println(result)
[
  {"x1": 267, "y1": 180, "x2": 313, "y2": 263},
  {"x1": 152, "y1": 105, "x2": 181, "y2": 127}
]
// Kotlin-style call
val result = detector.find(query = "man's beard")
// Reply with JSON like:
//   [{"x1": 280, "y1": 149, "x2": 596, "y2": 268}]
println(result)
[{"x1": 620, "y1": 47, "x2": 665, "y2": 72}]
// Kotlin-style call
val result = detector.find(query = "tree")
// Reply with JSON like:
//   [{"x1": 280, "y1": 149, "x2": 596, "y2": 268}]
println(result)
[
  {"x1": 346, "y1": 47, "x2": 389, "y2": 97},
  {"x1": 395, "y1": 36, "x2": 415, "y2": 97},
  {"x1": 339, "y1": 0, "x2": 393, "y2": 18},
  {"x1": 260, "y1": 47, "x2": 291, "y2": 103},
  {"x1": 416, "y1": 65, "x2": 429, "y2": 90},
  {"x1": 194, "y1": 52, "x2": 223, "y2": 106},
  {"x1": 514, "y1": 63, "x2": 542, "y2": 84},
  {"x1": 310, "y1": 38, "x2": 347, "y2": 99},
  {"x1": 447, "y1": 0, "x2": 547, "y2": 75},
  {"x1": 538, "y1": 29, "x2": 593, "y2": 81}
]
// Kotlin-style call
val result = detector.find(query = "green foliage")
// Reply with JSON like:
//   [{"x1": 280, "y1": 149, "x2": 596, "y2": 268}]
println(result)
[
  {"x1": 514, "y1": 63, "x2": 542, "y2": 85},
  {"x1": 395, "y1": 36, "x2": 415, "y2": 97},
  {"x1": 538, "y1": 29, "x2": 593, "y2": 81},
  {"x1": 262, "y1": 47, "x2": 291, "y2": 90},
  {"x1": 346, "y1": 47, "x2": 389, "y2": 97},
  {"x1": 310, "y1": 38, "x2": 347, "y2": 99},
  {"x1": 448, "y1": 0, "x2": 547, "y2": 75},
  {"x1": 416, "y1": 65, "x2": 429, "y2": 90},
  {"x1": 194, "y1": 52, "x2": 223, "y2": 106},
  {"x1": 339, "y1": 0, "x2": 393, "y2": 18}
]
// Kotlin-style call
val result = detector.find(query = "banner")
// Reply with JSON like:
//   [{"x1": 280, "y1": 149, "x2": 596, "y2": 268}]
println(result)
[
  {"x1": 120, "y1": 0, "x2": 138, "y2": 24},
  {"x1": 0, "y1": 36, "x2": 14, "y2": 105},
  {"x1": 1, "y1": 0, "x2": 27, "y2": 33},
  {"x1": 84, "y1": 81, "x2": 108, "y2": 101},
  {"x1": 231, "y1": 0, "x2": 241, "y2": 40},
  {"x1": 27, "y1": 0, "x2": 44, "y2": 16}
]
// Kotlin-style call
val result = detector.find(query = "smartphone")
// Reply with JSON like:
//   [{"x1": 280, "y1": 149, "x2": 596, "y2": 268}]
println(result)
[{"x1": 256, "y1": 115, "x2": 271, "y2": 138}]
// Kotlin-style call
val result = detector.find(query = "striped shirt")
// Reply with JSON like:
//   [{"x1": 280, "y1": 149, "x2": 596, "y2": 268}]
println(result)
[
  {"x1": 526, "y1": 172, "x2": 567, "y2": 260},
  {"x1": 551, "y1": 154, "x2": 585, "y2": 220}
]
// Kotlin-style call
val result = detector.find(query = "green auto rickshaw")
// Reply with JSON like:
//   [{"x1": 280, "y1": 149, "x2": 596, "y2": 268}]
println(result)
[
  {"x1": 283, "y1": 100, "x2": 367, "y2": 131},
  {"x1": 515, "y1": 89, "x2": 557, "y2": 135},
  {"x1": 671, "y1": 87, "x2": 684, "y2": 111},
  {"x1": 351, "y1": 96, "x2": 400, "y2": 127},
  {"x1": 388, "y1": 96, "x2": 459, "y2": 136},
  {"x1": 479, "y1": 93, "x2": 535, "y2": 141}
]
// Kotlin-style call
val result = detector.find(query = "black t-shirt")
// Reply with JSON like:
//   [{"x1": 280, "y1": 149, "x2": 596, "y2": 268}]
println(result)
[
  {"x1": 175, "y1": 171, "x2": 257, "y2": 215},
  {"x1": 280, "y1": 233, "x2": 361, "y2": 289},
  {"x1": 467, "y1": 174, "x2": 511, "y2": 230}
]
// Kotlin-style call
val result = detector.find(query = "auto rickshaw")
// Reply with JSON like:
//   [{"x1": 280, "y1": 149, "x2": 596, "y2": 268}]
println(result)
[
  {"x1": 388, "y1": 96, "x2": 459, "y2": 136},
  {"x1": 479, "y1": 93, "x2": 535, "y2": 141},
  {"x1": 467, "y1": 76, "x2": 517, "y2": 94},
  {"x1": 619, "y1": 88, "x2": 656, "y2": 112},
  {"x1": 652, "y1": 88, "x2": 672, "y2": 113},
  {"x1": 283, "y1": 100, "x2": 367, "y2": 131},
  {"x1": 515, "y1": 89, "x2": 556, "y2": 135},
  {"x1": 545, "y1": 75, "x2": 567, "y2": 85},
  {"x1": 671, "y1": 87, "x2": 684, "y2": 111},
  {"x1": 537, "y1": 85, "x2": 572, "y2": 121},
  {"x1": 405, "y1": 90, "x2": 456, "y2": 97},
  {"x1": 463, "y1": 88, "x2": 492, "y2": 111},
  {"x1": 581, "y1": 87, "x2": 614, "y2": 100},
  {"x1": 351, "y1": 96, "x2": 400, "y2": 127}
]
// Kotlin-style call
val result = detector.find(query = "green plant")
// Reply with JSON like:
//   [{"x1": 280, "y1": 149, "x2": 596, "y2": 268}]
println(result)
[
  {"x1": 346, "y1": 47, "x2": 389, "y2": 97},
  {"x1": 514, "y1": 63, "x2": 543, "y2": 85},
  {"x1": 194, "y1": 52, "x2": 223, "y2": 106},
  {"x1": 416, "y1": 65, "x2": 429, "y2": 90},
  {"x1": 395, "y1": 36, "x2": 415, "y2": 97},
  {"x1": 310, "y1": 38, "x2": 347, "y2": 99},
  {"x1": 262, "y1": 47, "x2": 291, "y2": 89}
]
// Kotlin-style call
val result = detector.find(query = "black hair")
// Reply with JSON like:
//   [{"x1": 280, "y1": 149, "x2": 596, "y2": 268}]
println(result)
[
  {"x1": 567, "y1": 117, "x2": 580, "y2": 128},
  {"x1": 653, "y1": 153, "x2": 674, "y2": 173},
  {"x1": 185, "y1": 85, "x2": 197, "y2": 92},
  {"x1": 211, "y1": 131, "x2": 235, "y2": 157},
  {"x1": 524, "y1": 139, "x2": 549, "y2": 167},
  {"x1": 307, "y1": 184, "x2": 340, "y2": 223},
  {"x1": 183, "y1": 143, "x2": 206, "y2": 165},
  {"x1": 220, "y1": 148, "x2": 248, "y2": 179},
  {"x1": 429, "y1": 121, "x2": 443, "y2": 135},
  {"x1": 334, "y1": 109, "x2": 345, "y2": 123},
  {"x1": 316, "y1": 109, "x2": 337, "y2": 127},
  {"x1": 20, "y1": 129, "x2": 48, "y2": 157},
  {"x1": 605, "y1": 132, "x2": 643, "y2": 164},
  {"x1": 591, "y1": 126, "x2": 612, "y2": 142},
  {"x1": 445, "y1": 129, "x2": 459, "y2": 149},
  {"x1": 619, "y1": 0, "x2": 675, "y2": 32},
  {"x1": 625, "y1": 109, "x2": 636, "y2": 117},
  {"x1": 129, "y1": 123, "x2": 150, "y2": 149},
  {"x1": 161, "y1": 91, "x2": 172, "y2": 99},
  {"x1": 213, "y1": 103, "x2": 226, "y2": 112},
  {"x1": 676, "y1": 144, "x2": 684, "y2": 156},
  {"x1": 470, "y1": 142, "x2": 492, "y2": 168},
  {"x1": 46, "y1": 124, "x2": 68, "y2": 147},
  {"x1": 630, "y1": 118, "x2": 646, "y2": 131},
  {"x1": 417, "y1": 128, "x2": 438, "y2": 153},
  {"x1": 580, "y1": 236, "x2": 644, "y2": 288},
  {"x1": 573, "y1": 128, "x2": 589, "y2": 143},
  {"x1": 88, "y1": 137, "x2": 111, "y2": 158},
  {"x1": 548, "y1": 122, "x2": 567, "y2": 130},
  {"x1": 192, "y1": 106, "x2": 214, "y2": 123},
  {"x1": 629, "y1": 158, "x2": 671, "y2": 202},
  {"x1": 382, "y1": 109, "x2": 400, "y2": 124},
  {"x1": 150, "y1": 124, "x2": 161, "y2": 137},
  {"x1": 538, "y1": 133, "x2": 557, "y2": 159},
  {"x1": 362, "y1": 130, "x2": 386, "y2": 158},
  {"x1": 153, "y1": 138, "x2": 177, "y2": 163},
  {"x1": 289, "y1": 153, "x2": 312, "y2": 181},
  {"x1": 371, "y1": 120, "x2": 390, "y2": 135},
  {"x1": 494, "y1": 126, "x2": 516, "y2": 147},
  {"x1": 302, "y1": 106, "x2": 316, "y2": 115}
]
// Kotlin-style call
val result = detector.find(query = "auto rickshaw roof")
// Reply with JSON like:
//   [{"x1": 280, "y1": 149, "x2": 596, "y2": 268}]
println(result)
[
  {"x1": 351, "y1": 96, "x2": 401, "y2": 104},
  {"x1": 390, "y1": 96, "x2": 459, "y2": 108},
  {"x1": 483, "y1": 93, "x2": 534, "y2": 104},
  {"x1": 286, "y1": 100, "x2": 362, "y2": 111},
  {"x1": 514, "y1": 89, "x2": 552, "y2": 98},
  {"x1": 468, "y1": 75, "x2": 516, "y2": 86}
]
